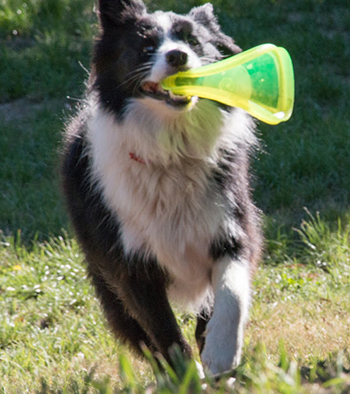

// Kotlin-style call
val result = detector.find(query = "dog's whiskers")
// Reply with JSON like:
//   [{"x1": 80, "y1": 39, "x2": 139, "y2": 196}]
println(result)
[
  {"x1": 199, "y1": 56, "x2": 219, "y2": 65},
  {"x1": 118, "y1": 63, "x2": 153, "y2": 89}
]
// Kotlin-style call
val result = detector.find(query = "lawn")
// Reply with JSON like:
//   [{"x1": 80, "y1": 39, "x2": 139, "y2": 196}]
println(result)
[{"x1": 0, "y1": 0, "x2": 350, "y2": 392}]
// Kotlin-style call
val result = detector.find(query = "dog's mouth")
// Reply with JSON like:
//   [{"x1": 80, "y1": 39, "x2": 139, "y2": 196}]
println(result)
[{"x1": 140, "y1": 81, "x2": 192, "y2": 107}]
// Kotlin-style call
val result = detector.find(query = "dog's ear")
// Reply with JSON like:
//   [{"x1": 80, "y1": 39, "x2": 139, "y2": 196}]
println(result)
[
  {"x1": 215, "y1": 32, "x2": 242, "y2": 57},
  {"x1": 189, "y1": 3, "x2": 241, "y2": 57},
  {"x1": 98, "y1": 0, "x2": 146, "y2": 30},
  {"x1": 188, "y1": 3, "x2": 216, "y2": 26}
]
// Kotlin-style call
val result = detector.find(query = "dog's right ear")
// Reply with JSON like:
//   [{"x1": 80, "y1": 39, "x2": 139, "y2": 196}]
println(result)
[
  {"x1": 98, "y1": 0, "x2": 146, "y2": 30},
  {"x1": 189, "y1": 4, "x2": 241, "y2": 57}
]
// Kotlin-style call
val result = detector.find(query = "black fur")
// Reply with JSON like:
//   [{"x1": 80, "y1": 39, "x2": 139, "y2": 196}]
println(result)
[
  {"x1": 62, "y1": 0, "x2": 262, "y2": 376},
  {"x1": 92, "y1": 0, "x2": 240, "y2": 117},
  {"x1": 62, "y1": 128, "x2": 192, "y2": 365}
]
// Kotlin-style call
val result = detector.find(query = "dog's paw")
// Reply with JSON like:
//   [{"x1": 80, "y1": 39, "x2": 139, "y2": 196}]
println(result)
[
  {"x1": 201, "y1": 345, "x2": 240, "y2": 375},
  {"x1": 200, "y1": 317, "x2": 242, "y2": 375}
]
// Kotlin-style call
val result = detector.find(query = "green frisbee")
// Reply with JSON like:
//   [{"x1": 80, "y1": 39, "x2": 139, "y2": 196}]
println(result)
[{"x1": 161, "y1": 44, "x2": 295, "y2": 125}]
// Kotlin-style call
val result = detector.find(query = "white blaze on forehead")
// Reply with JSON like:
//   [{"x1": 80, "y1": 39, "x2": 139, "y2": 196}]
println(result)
[
  {"x1": 153, "y1": 11, "x2": 173, "y2": 37},
  {"x1": 147, "y1": 12, "x2": 202, "y2": 82}
]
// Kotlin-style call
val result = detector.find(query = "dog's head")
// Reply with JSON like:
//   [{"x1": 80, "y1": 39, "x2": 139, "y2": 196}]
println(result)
[{"x1": 92, "y1": 0, "x2": 241, "y2": 116}]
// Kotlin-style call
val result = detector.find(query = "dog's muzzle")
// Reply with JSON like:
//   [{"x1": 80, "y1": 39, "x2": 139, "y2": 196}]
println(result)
[{"x1": 141, "y1": 81, "x2": 192, "y2": 107}]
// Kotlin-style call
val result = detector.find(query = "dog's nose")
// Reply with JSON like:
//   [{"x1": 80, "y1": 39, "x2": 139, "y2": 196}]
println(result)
[{"x1": 166, "y1": 50, "x2": 188, "y2": 68}]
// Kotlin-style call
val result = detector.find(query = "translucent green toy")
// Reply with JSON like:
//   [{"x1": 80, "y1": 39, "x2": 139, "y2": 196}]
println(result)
[{"x1": 161, "y1": 44, "x2": 294, "y2": 125}]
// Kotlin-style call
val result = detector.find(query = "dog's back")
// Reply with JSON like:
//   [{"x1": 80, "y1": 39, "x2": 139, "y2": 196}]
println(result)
[{"x1": 62, "y1": 0, "x2": 262, "y2": 376}]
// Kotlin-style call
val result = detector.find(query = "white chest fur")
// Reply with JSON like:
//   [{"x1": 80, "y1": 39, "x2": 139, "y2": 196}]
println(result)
[{"x1": 86, "y1": 98, "x2": 254, "y2": 309}]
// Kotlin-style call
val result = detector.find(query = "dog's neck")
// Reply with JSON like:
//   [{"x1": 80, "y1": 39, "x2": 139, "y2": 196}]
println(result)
[
  {"x1": 119, "y1": 98, "x2": 225, "y2": 166},
  {"x1": 87, "y1": 95, "x2": 255, "y2": 172}
]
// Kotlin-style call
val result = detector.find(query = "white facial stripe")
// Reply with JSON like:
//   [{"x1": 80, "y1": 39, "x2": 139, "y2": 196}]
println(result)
[
  {"x1": 146, "y1": 12, "x2": 202, "y2": 82},
  {"x1": 153, "y1": 11, "x2": 172, "y2": 37},
  {"x1": 148, "y1": 39, "x2": 201, "y2": 82}
]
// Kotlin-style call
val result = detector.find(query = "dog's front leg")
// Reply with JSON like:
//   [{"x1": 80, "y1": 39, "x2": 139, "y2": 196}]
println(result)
[
  {"x1": 201, "y1": 256, "x2": 251, "y2": 375},
  {"x1": 115, "y1": 263, "x2": 192, "y2": 369}
]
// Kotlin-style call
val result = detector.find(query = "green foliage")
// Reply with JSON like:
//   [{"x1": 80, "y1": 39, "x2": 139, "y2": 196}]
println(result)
[
  {"x1": 0, "y1": 102, "x2": 69, "y2": 240},
  {"x1": 0, "y1": 0, "x2": 96, "y2": 38},
  {"x1": 0, "y1": 0, "x2": 94, "y2": 103}
]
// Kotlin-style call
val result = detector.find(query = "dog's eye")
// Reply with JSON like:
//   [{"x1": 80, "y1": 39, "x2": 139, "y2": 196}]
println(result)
[
  {"x1": 187, "y1": 35, "x2": 199, "y2": 47},
  {"x1": 142, "y1": 45, "x2": 155, "y2": 54}
]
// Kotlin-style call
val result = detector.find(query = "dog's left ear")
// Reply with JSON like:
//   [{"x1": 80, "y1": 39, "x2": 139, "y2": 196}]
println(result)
[
  {"x1": 98, "y1": 0, "x2": 147, "y2": 31},
  {"x1": 189, "y1": 3, "x2": 241, "y2": 57}
]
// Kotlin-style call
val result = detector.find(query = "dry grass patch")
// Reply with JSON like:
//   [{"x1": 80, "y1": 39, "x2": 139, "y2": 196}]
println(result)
[{"x1": 248, "y1": 298, "x2": 350, "y2": 364}]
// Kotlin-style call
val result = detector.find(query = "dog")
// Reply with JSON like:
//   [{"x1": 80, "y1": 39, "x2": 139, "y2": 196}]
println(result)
[{"x1": 61, "y1": 0, "x2": 262, "y2": 377}]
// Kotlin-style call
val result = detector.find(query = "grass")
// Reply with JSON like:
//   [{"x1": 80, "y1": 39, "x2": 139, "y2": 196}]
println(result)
[
  {"x1": 1, "y1": 222, "x2": 349, "y2": 393},
  {"x1": 1, "y1": 0, "x2": 350, "y2": 392}
]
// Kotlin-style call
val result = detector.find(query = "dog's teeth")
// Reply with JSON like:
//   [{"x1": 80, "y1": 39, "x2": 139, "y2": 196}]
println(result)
[
  {"x1": 169, "y1": 90, "x2": 187, "y2": 102},
  {"x1": 169, "y1": 91, "x2": 182, "y2": 100},
  {"x1": 157, "y1": 85, "x2": 166, "y2": 94},
  {"x1": 142, "y1": 80, "x2": 190, "y2": 105}
]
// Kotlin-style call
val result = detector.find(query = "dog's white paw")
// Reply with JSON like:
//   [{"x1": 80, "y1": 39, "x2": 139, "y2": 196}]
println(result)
[{"x1": 200, "y1": 316, "x2": 243, "y2": 375}]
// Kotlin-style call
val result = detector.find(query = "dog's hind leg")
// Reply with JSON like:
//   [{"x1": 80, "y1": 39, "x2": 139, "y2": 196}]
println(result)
[
  {"x1": 112, "y1": 257, "x2": 193, "y2": 369},
  {"x1": 90, "y1": 273, "x2": 157, "y2": 357},
  {"x1": 201, "y1": 256, "x2": 251, "y2": 375}
]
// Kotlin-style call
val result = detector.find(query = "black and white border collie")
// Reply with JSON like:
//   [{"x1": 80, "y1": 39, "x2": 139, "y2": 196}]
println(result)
[{"x1": 62, "y1": 0, "x2": 262, "y2": 377}]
